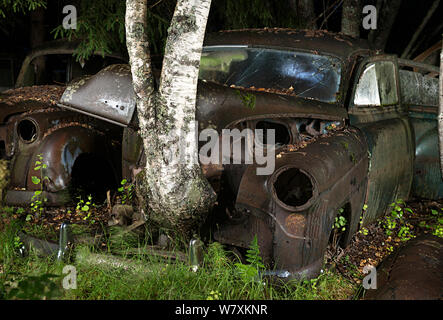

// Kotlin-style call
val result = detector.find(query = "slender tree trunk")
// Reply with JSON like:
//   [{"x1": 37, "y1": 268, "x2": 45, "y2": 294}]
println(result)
[
  {"x1": 368, "y1": 0, "x2": 402, "y2": 51},
  {"x1": 439, "y1": 40, "x2": 443, "y2": 178},
  {"x1": 341, "y1": 0, "x2": 361, "y2": 38},
  {"x1": 289, "y1": 0, "x2": 317, "y2": 29},
  {"x1": 30, "y1": 7, "x2": 45, "y2": 84},
  {"x1": 126, "y1": 0, "x2": 216, "y2": 237}
]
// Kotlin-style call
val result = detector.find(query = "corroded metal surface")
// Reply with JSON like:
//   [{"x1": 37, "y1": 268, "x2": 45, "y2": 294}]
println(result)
[
  {"x1": 2, "y1": 29, "x2": 442, "y2": 280},
  {"x1": 410, "y1": 114, "x2": 443, "y2": 199},
  {"x1": 1, "y1": 91, "x2": 123, "y2": 205},
  {"x1": 60, "y1": 64, "x2": 136, "y2": 126},
  {"x1": 225, "y1": 129, "x2": 369, "y2": 277},
  {"x1": 204, "y1": 28, "x2": 372, "y2": 60},
  {"x1": 365, "y1": 235, "x2": 443, "y2": 300}
]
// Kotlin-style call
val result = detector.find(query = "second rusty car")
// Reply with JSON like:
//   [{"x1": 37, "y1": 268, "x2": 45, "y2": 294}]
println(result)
[{"x1": 1, "y1": 29, "x2": 441, "y2": 279}]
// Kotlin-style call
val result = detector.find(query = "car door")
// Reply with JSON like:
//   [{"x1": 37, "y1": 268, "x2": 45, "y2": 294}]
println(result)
[{"x1": 348, "y1": 55, "x2": 415, "y2": 225}]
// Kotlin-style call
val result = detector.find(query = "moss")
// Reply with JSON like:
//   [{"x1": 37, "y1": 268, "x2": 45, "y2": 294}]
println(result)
[{"x1": 0, "y1": 160, "x2": 10, "y2": 203}]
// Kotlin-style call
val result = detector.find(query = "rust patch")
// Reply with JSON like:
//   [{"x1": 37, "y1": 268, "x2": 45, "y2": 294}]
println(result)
[
  {"x1": 285, "y1": 214, "x2": 306, "y2": 235},
  {"x1": 42, "y1": 121, "x2": 99, "y2": 140},
  {"x1": 0, "y1": 85, "x2": 65, "y2": 106}
]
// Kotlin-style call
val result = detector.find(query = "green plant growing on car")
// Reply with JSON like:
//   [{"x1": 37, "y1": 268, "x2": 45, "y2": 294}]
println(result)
[
  {"x1": 29, "y1": 154, "x2": 48, "y2": 220},
  {"x1": 334, "y1": 208, "x2": 347, "y2": 231},
  {"x1": 236, "y1": 90, "x2": 256, "y2": 110},
  {"x1": 330, "y1": 207, "x2": 348, "y2": 250},
  {"x1": 359, "y1": 204, "x2": 369, "y2": 235},
  {"x1": 117, "y1": 179, "x2": 134, "y2": 205}
]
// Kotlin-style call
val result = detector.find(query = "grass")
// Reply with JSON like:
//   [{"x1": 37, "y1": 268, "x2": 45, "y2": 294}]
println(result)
[{"x1": 0, "y1": 206, "x2": 359, "y2": 300}]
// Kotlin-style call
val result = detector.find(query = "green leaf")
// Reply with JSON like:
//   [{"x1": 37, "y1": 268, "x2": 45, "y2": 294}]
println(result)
[
  {"x1": 81, "y1": 205, "x2": 90, "y2": 212},
  {"x1": 31, "y1": 176, "x2": 41, "y2": 185}
]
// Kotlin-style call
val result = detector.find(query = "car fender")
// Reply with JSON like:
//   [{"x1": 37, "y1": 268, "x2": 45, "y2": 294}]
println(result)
[
  {"x1": 26, "y1": 125, "x2": 113, "y2": 193},
  {"x1": 217, "y1": 128, "x2": 369, "y2": 277}
]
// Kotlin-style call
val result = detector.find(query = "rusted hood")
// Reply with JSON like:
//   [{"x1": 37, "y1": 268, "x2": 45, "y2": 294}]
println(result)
[
  {"x1": 196, "y1": 81, "x2": 347, "y2": 130},
  {"x1": 0, "y1": 85, "x2": 65, "y2": 123},
  {"x1": 59, "y1": 63, "x2": 348, "y2": 129}
]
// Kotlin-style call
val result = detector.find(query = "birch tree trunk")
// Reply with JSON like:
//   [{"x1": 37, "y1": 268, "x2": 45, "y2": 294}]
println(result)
[
  {"x1": 126, "y1": 0, "x2": 216, "y2": 236},
  {"x1": 341, "y1": 0, "x2": 361, "y2": 38},
  {"x1": 439, "y1": 40, "x2": 443, "y2": 178}
]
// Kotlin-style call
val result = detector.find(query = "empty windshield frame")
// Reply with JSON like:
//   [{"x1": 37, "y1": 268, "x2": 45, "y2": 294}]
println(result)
[{"x1": 201, "y1": 45, "x2": 344, "y2": 104}]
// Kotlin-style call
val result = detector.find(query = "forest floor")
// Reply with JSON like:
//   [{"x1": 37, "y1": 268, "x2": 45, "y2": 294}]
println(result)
[{"x1": 0, "y1": 197, "x2": 442, "y2": 300}]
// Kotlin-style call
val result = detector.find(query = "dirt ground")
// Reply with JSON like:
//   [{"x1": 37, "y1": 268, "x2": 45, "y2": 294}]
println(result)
[
  {"x1": 332, "y1": 199, "x2": 443, "y2": 285},
  {"x1": 1, "y1": 197, "x2": 442, "y2": 286}
]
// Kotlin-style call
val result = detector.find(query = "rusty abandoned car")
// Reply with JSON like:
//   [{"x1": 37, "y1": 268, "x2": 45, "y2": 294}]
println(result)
[{"x1": 0, "y1": 29, "x2": 441, "y2": 279}]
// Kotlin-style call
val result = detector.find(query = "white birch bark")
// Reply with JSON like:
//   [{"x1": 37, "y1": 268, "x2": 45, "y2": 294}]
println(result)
[{"x1": 126, "y1": 0, "x2": 216, "y2": 235}]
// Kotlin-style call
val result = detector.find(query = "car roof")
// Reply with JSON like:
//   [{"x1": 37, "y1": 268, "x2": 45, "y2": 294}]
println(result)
[{"x1": 204, "y1": 28, "x2": 373, "y2": 60}]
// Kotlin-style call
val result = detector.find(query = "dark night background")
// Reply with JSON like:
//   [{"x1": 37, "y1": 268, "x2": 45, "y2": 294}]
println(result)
[{"x1": 0, "y1": 0, "x2": 442, "y2": 85}]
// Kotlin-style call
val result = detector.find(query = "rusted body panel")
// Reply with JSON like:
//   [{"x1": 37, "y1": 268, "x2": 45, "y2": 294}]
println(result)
[
  {"x1": 0, "y1": 87, "x2": 122, "y2": 205},
  {"x1": 60, "y1": 65, "x2": 136, "y2": 127},
  {"x1": 219, "y1": 129, "x2": 369, "y2": 277},
  {"x1": 204, "y1": 29, "x2": 370, "y2": 60},
  {"x1": 398, "y1": 62, "x2": 442, "y2": 200},
  {"x1": 409, "y1": 112, "x2": 443, "y2": 199},
  {"x1": 2, "y1": 29, "x2": 441, "y2": 279},
  {"x1": 365, "y1": 235, "x2": 443, "y2": 300}
]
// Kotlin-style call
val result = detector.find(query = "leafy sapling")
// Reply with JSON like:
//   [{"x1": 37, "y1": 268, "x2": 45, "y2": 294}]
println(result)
[
  {"x1": 380, "y1": 199, "x2": 415, "y2": 241},
  {"x1": 117, "y1": 179, "x2": 134, "y2": 204},
  {"x1": 334, "y1": 208, "x2": 347, "y2": 232},
  {"x1": 76, "y1": 195, "x2": 97, "y2": 224},
  {"x1": 29, "y1": 154, "x2": 48, "y2": 220}
]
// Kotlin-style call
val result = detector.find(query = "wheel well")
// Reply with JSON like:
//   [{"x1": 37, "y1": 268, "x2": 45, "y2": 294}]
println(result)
[
  {"x1": 328, "y1": 202, "x2": 352, "y2": 250},
  {"x1": 69, "y1": 152, "x2": 119, "y2": 203}
]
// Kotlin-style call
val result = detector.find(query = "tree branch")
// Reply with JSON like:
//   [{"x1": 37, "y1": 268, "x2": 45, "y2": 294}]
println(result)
[
  {"x1": 125, "y1": 0, "x2": 155, "y2": 101},
  {"x1": 401, "y1": 0, "x2": 440, "y2": 59},
  {"x1": 159, "y1": 0, "x2": 211, "y2": 105}
]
